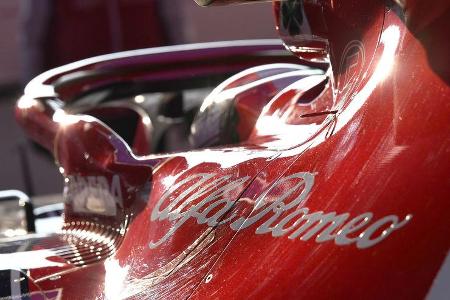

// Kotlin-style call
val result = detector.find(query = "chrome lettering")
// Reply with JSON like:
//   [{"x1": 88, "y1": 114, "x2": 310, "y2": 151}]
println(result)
[
  {"x1": 149, "y1": 174, "x2": 250, "y2": 249},
  {"x1": 289, "y1": 211, "x2": 350, "y2": 242},
  {"x1": 356, "y1": 215, "x2": 412, "y2": 249},
  {"x1": 231, "y1": 172, "x2": 314, "y2": 231},
  {"x1": 149, "y1": 172, "x2": 412, "y2": 250}
]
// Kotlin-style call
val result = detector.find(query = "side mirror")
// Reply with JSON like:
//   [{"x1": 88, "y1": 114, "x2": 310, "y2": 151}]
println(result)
[
  {"x1": 274, "y1": 0, "x2": 329, "y2": 64},
  {"x1": 0, "y1": 190, "x2": 35, "y2": 238}
]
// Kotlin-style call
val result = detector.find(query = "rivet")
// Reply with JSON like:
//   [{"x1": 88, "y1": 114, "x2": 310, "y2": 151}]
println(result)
[{"x1": 205, "y1": 274, "x2": 213, "y2": 283}]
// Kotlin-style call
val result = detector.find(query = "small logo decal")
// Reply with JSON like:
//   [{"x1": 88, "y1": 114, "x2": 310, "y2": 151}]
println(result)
[{"x1": 339, "y1": 40, "x2": 366, "y2": 97}]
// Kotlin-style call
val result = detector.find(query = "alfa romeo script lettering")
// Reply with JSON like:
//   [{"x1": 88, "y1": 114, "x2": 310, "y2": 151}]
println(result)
[{"x1": 150, "y1": 172, "x2": 412, "y2": 249}]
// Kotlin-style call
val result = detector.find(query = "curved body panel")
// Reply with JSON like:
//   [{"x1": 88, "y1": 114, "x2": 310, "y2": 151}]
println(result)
[{"x1": 2, "y1": 1, "x2": 449, "y2": 299}]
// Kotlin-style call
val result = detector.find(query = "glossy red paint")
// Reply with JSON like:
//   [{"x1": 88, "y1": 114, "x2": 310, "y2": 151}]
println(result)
[
  {"x1": 3, "y1": 0, "x2": 449, "y2": 299},
  {"x1": 190, "y1": 63, "x2": 324, "y2": 147}
]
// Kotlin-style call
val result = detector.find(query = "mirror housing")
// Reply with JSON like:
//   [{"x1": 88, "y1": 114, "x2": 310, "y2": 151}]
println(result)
[{"x1": 0, "y1": 190, "x2": 35, "y2": 238}]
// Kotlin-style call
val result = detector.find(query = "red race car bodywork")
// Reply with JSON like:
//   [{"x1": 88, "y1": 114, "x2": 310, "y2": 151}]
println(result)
[{"x1": 1, "y1": 0, "x2": 449, "y2": 299}]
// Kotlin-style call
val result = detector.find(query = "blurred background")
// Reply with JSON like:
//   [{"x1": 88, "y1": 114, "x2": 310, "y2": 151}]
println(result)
[{"x1": 0, "y1": 0, "x2": 276, "y2": 198}]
